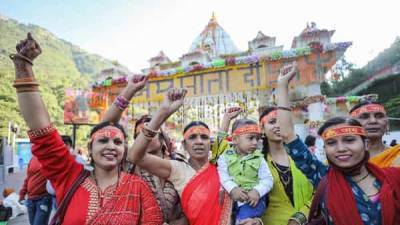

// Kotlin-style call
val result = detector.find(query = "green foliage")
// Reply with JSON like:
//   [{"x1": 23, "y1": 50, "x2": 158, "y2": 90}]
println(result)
[
  {"x1": 325, "y1": 37, "x2": 400, "y2": 96},
  {"x1": 384, "y1": 96, "x2": 400, "y2": 118},
  {"x1": 363, "y1": 37, "x2": 400, "y2": 74},
  {"x1": 0, "y1": 16, "x2": 120, "y2": 146}
]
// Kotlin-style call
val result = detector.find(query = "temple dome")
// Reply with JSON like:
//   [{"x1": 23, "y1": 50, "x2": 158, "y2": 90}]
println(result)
[{"x1": 188, "y1": 13, "x2": 239, "y2": 58}]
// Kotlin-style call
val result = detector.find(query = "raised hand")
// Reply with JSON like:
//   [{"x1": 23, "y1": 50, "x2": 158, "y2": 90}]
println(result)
[
  {"x1": 220, "y1": 106, "x2": 243, "y2": 132},
  {"x1": 11, "y1": 33, "x2": 42, "y2": 80},
  {"x1": 128, "y1": 74, "x2": 149, "y2": 93},
  {"x1": 14, "y1": 33, "x2": 42, "y2": 63},
  {"x1": 159, "y1": 88, "x2": 187, "y2": 117},
  {"x1": 277, "y1": 62, "x2": 297, "y2": 86},
  {"x1": 224, "y1": 107, "x2": 243, "y2": 121}
]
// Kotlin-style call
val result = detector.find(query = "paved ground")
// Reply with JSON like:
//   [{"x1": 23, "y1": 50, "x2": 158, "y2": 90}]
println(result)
[{"x1": 0, "y1": 169, "x2": 29, "y2": 225}]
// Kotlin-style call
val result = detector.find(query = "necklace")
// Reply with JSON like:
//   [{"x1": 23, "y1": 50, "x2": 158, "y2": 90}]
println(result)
[
  {"x1": 271, "y1": 161, "x2": 292, "y2": 186},
  {"x1": 352, "y1": 172, "x2": 370, "y2": 183},
  {"x1": 271, "y1": 160, "x2": 290, "y2": 174}
]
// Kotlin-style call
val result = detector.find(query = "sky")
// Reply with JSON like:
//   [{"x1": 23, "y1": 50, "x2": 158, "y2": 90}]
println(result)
[{"x1": 1, "y1": 0, "x2": 399, "y2": 72}]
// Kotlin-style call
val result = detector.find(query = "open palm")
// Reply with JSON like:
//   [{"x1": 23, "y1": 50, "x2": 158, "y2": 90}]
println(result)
[
  {"x1": 277, "y1": 62, "x2": 297, "y2": 85},
  {"x1": 160, "y1": 88, "x2": 187, "y2": 116}
]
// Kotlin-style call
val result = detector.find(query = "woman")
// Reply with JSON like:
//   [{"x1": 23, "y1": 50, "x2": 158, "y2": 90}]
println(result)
[
  {"x1": 10, "y1": 33, "x2": 162, "y2": 225},
  {"x1": 276, "y1": 62, "x2": 400, "y2": 225},
  {"x1": 259, "y1": 107, "x2": 313, "y2": 225},
  {"x1": 214, "y1": 107, "x2": 313, "y2": 225},
  {"x1": 109, "y1": 112, "x2": 187, "y2": 224},
  {"x1": 349, "y1": 101, "x2": 400, "y2": 167},
  {"x1": 128, "y1": 91, "x2": 263, "y2": 225}
]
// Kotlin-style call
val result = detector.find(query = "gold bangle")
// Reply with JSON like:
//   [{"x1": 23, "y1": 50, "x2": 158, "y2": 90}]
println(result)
[{"x1": 13, "y1": 78, "x2": 40, "y2": 93}]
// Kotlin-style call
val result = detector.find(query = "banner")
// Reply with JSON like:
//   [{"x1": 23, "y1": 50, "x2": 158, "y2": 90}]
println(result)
[
  {"x1": 66, "y1": 50, "x2": 342, "y2": 124},
  {"x1": 93, "y1": 51, "x2": 339, "y2": 104},
  {"x1": 64, "y1": 89, "x2": 106, "y2": 124}
]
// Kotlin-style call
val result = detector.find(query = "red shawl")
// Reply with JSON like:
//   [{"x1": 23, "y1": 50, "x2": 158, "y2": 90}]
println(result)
[
  {"x1": 327, "y1": 163, "x2": 400, "y2": 225},
  {"x1": 181, "y1": 163, "x2": 232, "y2": 225}
]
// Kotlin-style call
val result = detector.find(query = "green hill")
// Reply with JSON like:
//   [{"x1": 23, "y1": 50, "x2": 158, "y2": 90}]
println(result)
[
  {"x1": 321, "y1": 37, "x2": 400, "y2": 128},
  {"x1": 0, "y1": 15, "x2": 128, "y2": 137}
]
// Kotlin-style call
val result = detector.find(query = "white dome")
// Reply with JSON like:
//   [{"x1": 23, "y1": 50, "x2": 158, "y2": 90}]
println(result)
[{"x1": 189, "y1": 14, "x2": 239, "y2": 58}]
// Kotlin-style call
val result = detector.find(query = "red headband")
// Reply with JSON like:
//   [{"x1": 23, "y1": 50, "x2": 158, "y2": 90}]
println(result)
[
  {"x1": 322, "y1": 125, "x2": 366, "y2": 141},
  {"x1": 232, "y1": 125, "x2": 261, "y2": 136},
  {"x1": 183, "y1": 126, "x2": 210, "y2": 139},
  {"x1": 350, "y1": 104, "x2": 386, "y2": 117},
  {"x1": 260, "y1": 110, "x2": 277, "y2": 125},
  {"x1": 91, "y1": 126, "x2": 125, "y2": 141}
]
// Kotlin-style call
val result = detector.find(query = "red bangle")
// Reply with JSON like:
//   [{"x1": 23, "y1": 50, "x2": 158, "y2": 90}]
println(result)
[{"x1": 28, "y1": 123, "x2": 56, "y2": 139}]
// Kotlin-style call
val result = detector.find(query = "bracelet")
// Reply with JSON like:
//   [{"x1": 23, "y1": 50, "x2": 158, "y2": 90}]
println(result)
[
  {"x1": 141, "y1": 123, "x2": 158, "y2": 140},
  {"x1": 27, "y1": 123, "x2": 56, "y2": 139},
  {"x1": 277, "y1": 106, "x2": 292, "y2": 111},
  {"x1": 9, "y1": 53, "x2": 34, "y2": 65},
  {"x1": 290, "y1": 212, "x2": 307, "y2": 225},
  {"x1": 13, "y1": 78, "x2": 40, "y2": 93},
  {"x1": 113, "y1": 95, "x2": 130, "y2": 110},
  {"x1": 254, "y1": 218, "x2": 264, "y2": 225}
]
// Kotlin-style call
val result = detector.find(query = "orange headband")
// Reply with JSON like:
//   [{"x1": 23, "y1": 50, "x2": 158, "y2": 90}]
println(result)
[
  {"x1": 350, "y1": 104, "x2": 386, "y2": 117},
  {"x1": 232, "y1": 125, "x2": 261, "y2": 136},
  {"x1": 260, "y1": 110, "x2": 277, "y2": 124},
  {"x1": 183, "y1": 126, "x2": 210, "y2": 139},
  {"x1": 91, "y1": 126, "x2": 125, "y2": 141},
  {"x1": 322, "y1": 125, "x2": 366, "y2": 141}
]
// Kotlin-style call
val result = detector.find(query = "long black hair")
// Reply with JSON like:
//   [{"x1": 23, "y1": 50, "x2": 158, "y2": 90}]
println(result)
[{"x1": 259, "y1": 106, "x2": 278, "y2": 154}]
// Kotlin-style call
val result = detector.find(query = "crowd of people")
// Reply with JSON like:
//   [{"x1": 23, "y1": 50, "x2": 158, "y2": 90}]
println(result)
[{"x1": 5, "y1": 33, "x2": 400, "y2": 225}]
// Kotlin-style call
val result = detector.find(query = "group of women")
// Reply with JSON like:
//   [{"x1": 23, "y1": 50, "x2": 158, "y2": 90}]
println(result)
[{"x1": 10, "y1": 33, "x2": 399, "y2": 225}]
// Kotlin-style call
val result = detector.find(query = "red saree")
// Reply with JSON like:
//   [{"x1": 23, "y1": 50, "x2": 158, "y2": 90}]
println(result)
[
  {"x1": 85, "y1": 173, "x2": 163, "y2": 225},
  {"x1": 181, "y1": 163, "x2": 232, "y2": 225}
]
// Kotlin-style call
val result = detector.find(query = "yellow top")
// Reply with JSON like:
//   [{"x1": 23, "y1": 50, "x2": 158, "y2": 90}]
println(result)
[{"x1": 261, "y1": 156, "x2": 313, "y2": 225}]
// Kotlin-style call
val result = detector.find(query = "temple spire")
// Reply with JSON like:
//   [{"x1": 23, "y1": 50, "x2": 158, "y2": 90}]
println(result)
[{"x1": 211, "y1": 12, "x2": 217, "y2": 22}]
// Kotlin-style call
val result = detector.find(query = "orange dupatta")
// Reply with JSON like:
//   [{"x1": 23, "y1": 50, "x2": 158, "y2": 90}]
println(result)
[
  {"x1": 370, "y1": 144, "x2": 400, "y2": 167},
  {"x1": 181, "y1": 163, "x2": 232, "y2": 225}
]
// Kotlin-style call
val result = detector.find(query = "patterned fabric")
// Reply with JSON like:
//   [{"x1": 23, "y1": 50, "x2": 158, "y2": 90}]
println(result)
[
  {"x1": 30, "y1": 129, "x2": 163, "y2": 225},
  {"x1": 85, "y1": 173, "x2": 163, "y2": 225},
  {"x1": 137, "y1": 167, "x2": 184, "y2": 223},
  {"x1": 286, "y1": 138, "x2": 384, "y2": 225}
]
